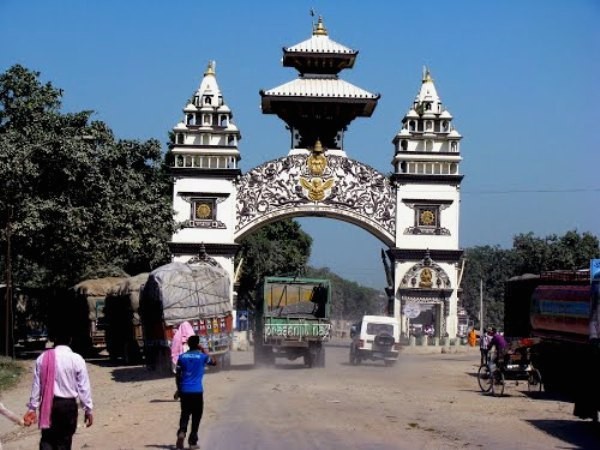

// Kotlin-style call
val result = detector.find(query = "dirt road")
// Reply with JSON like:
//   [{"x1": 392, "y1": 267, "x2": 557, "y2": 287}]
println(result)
[{"x1": 1, "y1": 342, "x2": 598, "y2": 449}]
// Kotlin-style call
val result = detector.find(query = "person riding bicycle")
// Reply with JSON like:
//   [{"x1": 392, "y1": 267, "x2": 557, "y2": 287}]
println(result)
[{"x1": 488, "y1": 328, "x2": 508, "y2": 369}]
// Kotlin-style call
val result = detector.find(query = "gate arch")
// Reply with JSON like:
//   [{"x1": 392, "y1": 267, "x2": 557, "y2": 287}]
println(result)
[
  {"x1": 235, "y1": 152, "x2": 396, "y2": 245},
  {"x1": 168, "y1": 19, "x2": 464, "y2": 337}
]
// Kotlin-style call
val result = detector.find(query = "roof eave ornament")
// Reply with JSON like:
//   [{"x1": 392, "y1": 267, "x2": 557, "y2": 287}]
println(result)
[{"x1": 313, "y1": 16, "x2": 328, "y2": 36}]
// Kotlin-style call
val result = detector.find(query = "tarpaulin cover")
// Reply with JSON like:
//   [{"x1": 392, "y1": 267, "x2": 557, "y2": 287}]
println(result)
[{"x1": 141, "y1": 261, "x2": 231, "y2": 326}]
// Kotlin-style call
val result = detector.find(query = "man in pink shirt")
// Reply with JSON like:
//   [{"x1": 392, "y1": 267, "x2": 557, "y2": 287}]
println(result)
[{"x1": 24, "y1": 332, "x2": 93, "y2": 450}]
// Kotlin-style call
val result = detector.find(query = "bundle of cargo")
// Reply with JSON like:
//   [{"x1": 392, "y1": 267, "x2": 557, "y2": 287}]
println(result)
[
  {"x1": 71, "y1": 276, "x2": 127, "y2": 355},
  {"x1": 139, "y1": 256, "x2": 233, "y2": 373},
  {"x1": 104, "y1": 272, "x2": 149, "y2": 363}
]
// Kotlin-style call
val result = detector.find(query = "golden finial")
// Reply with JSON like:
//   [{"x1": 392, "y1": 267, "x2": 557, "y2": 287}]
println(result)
[
  {"x1": 313, "y1": 16, "x2": 328, "y2": 36},
  {"x1": 422, "y1": 66, "x2": 433, "y2": 83},
  {"x1": 204, "y1": 60, "x2": 216, "y2": 76},
  {"x1": 307, "y1": 139, "x2": 327, "y2": 176},
  {"x1": 313, "y1": 138, "x2": 324, "y2": 152}
]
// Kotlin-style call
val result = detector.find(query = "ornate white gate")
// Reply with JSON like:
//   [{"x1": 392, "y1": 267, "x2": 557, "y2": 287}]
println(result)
[{"x1": 168, "y1": 18, "x2": 464, "y2": 337}]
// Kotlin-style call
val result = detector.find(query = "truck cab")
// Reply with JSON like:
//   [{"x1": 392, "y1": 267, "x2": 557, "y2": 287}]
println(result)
[{"x1": 350, "y1": 315, "x2": 401, "y2": 366}]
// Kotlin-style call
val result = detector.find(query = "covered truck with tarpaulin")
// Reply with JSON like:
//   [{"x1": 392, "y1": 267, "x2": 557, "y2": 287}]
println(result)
[{"x1": 139, "y1": 257, "x2": 233, "y2": 373}]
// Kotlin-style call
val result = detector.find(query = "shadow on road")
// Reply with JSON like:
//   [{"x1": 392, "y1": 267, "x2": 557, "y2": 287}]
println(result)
[
  {"x1": 110, "y1": 366, "x2": 171, "y2": 383},
  {"x1": 527, "y1": 419, "x2": 600, "y2": 449}
]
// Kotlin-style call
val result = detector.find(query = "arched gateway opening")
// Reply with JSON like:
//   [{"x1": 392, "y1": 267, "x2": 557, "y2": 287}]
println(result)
[{"x1": 168, "y1": 17, "x2": 464, "y2": 338}]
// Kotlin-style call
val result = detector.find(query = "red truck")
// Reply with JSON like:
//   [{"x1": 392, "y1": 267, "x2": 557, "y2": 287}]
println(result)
[{"x1": 504, "y1": 264, "x2": 600, "y2": 421}]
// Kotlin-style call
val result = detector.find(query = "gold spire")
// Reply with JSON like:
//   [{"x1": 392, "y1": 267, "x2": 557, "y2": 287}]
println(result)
[
  {"x1": 313, "y1": 16, "x2": 328, "y2": 36},
  {"x1": 313, "y1": 138, "x2": 324, "y2": 152},
  {"x1": 204, "y1": 60, "x2": 216, "y2": 76},
  {"x1": 422, "y1": 66, "x2": 433, "y2": 83}
]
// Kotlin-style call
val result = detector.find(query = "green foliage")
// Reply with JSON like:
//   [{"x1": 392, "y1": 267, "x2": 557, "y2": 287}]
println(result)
[
  {"x1": 512, "y1": 230, "x2": 599, "y2": 274},
  {"x1": 461, "y1": 230, "x2": 600, "y2": 330},
  {"x1": 461, "y1": 245, "x2": 516, "y2": 329},
  {"x1": 235, "y1": 219, "x2": 312, "y2": 309},
  {"x1": 0, "y1": 357, "x2": 23, "y2": 393},
  {"x1": 305, "y1": 266, "x2": 384, "y2": 320},
  {"x1": 0, "y1": 64, "x2": 175, "y2": 288}
]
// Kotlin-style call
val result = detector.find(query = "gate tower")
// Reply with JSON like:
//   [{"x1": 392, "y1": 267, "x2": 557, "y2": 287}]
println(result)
[
  {"x1": 167, "y1": 18, "x2": 464, "y2": 338},
  {"x1": 391, "y1": 68, "x2": 463, "y2": 337},
  {"x1": 168, "y1": 61, "x2": 242, "y2": 303}
]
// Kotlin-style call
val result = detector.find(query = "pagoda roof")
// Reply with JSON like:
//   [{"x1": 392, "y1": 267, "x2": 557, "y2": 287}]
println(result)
[
  {"x1": 284, "y1": 34, "x2": 356, "y2": 55},
  {"x1": 282, "y1": 17, "x2": 358, "y2": 74},
  {"x1": 262, "y1": 76, "x2": 379, "y2": 101}
]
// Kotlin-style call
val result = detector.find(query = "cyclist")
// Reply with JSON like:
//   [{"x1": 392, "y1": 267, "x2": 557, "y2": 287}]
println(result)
[{"x1": 489, "y1": 328, "x2": 508, "y2": 369}]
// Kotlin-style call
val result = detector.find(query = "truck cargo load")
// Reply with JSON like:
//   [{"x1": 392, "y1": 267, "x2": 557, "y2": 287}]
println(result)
[
  {"x1": 104, "y1": 272, "x2": 149, "y2": 363},
  {"x1": 140, "y1": 257, "x2": 233, "y2": 373}
]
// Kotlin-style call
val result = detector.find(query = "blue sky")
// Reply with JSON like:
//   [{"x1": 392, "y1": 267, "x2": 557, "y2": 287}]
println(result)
[{"x1": 1, "y1": 0, "x2": 599, "y2": 288}]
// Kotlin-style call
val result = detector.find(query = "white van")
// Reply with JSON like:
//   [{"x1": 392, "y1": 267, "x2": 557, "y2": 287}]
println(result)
[{"x1": 349, "y1": 315, "x2": 401, "y2": 366}]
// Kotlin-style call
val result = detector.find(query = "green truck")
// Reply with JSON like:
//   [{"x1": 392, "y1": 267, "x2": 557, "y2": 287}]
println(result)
[{"x1": 254, "y1": 277, "x2": 332, "y2": 368}]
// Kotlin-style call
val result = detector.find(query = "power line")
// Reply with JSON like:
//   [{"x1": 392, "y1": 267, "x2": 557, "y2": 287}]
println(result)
[{"x1": 462, "y1": 188, "x2": 600, "y2": 195}]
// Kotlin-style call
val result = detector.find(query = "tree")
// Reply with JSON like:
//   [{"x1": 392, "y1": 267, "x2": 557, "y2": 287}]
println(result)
[
  {"x1": 0, "y1": 65, "x2": 175, "y2": 289},
  {"x1": 460, "y1": 230, "x2": 600, "y2": 332},
  {"x1": 460, "y1": 245, "x2": 516, "y2": 329},
  {"x1": 513, "y1": 230, "x2": 600, "y2": 274},
  {"x1": 235, "y1": 219, "x2": 312, "y2": 309}
]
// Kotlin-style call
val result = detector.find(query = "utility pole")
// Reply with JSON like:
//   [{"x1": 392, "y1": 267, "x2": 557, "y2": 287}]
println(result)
[
  {"x1": 3, "y1": 206, "x2": 14, "y2": 357},
  {"x1": 479, "y1": 278, "x2": 483, "y2": 337}
]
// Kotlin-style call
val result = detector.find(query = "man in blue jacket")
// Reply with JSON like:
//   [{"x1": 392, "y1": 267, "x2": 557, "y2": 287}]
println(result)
[{"x1": 175, "y1": 334, "x2": 216, "y2": 449}]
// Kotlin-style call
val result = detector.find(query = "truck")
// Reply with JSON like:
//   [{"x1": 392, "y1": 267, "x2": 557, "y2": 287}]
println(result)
[
  {"x1": 139, "y1": 257, "x2": 233, "y2": 373},
  {"x1": 71, "y1": 276, "x2": 127, "y2": 355},
  {"x1": 103, "y1": 272, "x2": 149, "y2": 364},
  {"x1": 254, "y1": 276, "x2": 332, "y2": 368},
  {"x1": 504, "y1": 261, "x2": 600, "y2": 421}
]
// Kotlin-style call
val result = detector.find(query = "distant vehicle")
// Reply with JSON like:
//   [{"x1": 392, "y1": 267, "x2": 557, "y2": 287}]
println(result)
[
  {"x1": 254, "y1": 277, "x2": 332, "y2": 368},
  {"x1": 409, "y1": 323, "x2": 423, "y2": 337},
  {"x1": 350, "y1": 315, "x2": 401, "y2": 366},
  {"x1": 457, "y1": 308, "x2": 470, "y2": 338}
]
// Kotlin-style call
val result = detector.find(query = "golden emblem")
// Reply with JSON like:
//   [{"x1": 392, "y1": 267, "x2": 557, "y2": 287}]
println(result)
[
  {"x1": 420, "y1": 210, "x2": 435, "y2": 226},
  {"x1": 196, "y1": 203, "x2": 212, "y2": 219},
  {"x1": 299, "y1": 177, "x2": 335, "y2": 202},
  {"x1": 419, "y1": 267, "x2": 433, "y2": 288}
]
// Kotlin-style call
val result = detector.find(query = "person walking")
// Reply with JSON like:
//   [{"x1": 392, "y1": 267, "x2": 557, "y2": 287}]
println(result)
[
  {"x1": 479, "y1": 327, "x2": 491, "y2": 366},
  {"x1": 23, "y1": 331, "x2": 93, "y2": 450},
  {"x1": 467, "y1": 327, "x2": 477, "y2": 347},
  {"x1": 175, "y1": 334, "x2": 216, "y2": 450}
]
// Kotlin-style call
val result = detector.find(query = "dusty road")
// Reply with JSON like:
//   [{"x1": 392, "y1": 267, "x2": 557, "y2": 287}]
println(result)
[{"x1": 1, "y1": 342, "x2": 598, "y2": 449}]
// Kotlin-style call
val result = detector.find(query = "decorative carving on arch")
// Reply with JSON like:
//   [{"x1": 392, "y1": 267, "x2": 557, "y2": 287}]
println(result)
[
  {"x1": 400, "y1": 251, "x2": 451, "y2": 290},
  {"x1": 235, "y1": 153, "x2": 396, "y2": 242}
]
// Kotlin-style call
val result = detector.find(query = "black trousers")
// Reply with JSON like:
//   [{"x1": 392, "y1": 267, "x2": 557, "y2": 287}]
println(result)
[
  {"x1": 40, "y1": 397, "x2": 78, "y2": 450},
  {"x1": 480, "y1": 349, "x2": 489, "y2": 366},
  {"x1": 178, "y1": 392, "x2": 204, "y2": 445}
]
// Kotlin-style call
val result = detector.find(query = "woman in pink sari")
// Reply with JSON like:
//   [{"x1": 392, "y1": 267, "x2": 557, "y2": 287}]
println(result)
[{"x1": 171, "y1": 321, "x2": 195, "y2": 373}]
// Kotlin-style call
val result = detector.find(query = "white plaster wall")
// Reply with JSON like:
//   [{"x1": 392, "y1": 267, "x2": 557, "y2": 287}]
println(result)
[
  {"x1": 395, "y1": 184, "x2": 460, "y2": 249},
  {"x1": 172, "y1": 177, "x2": 237, "y2": 244}
]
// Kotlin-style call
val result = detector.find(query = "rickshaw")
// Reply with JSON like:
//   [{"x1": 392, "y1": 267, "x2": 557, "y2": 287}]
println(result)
[{"x1": 477, "y1": 337, "x2": 543, "y2": 396}]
